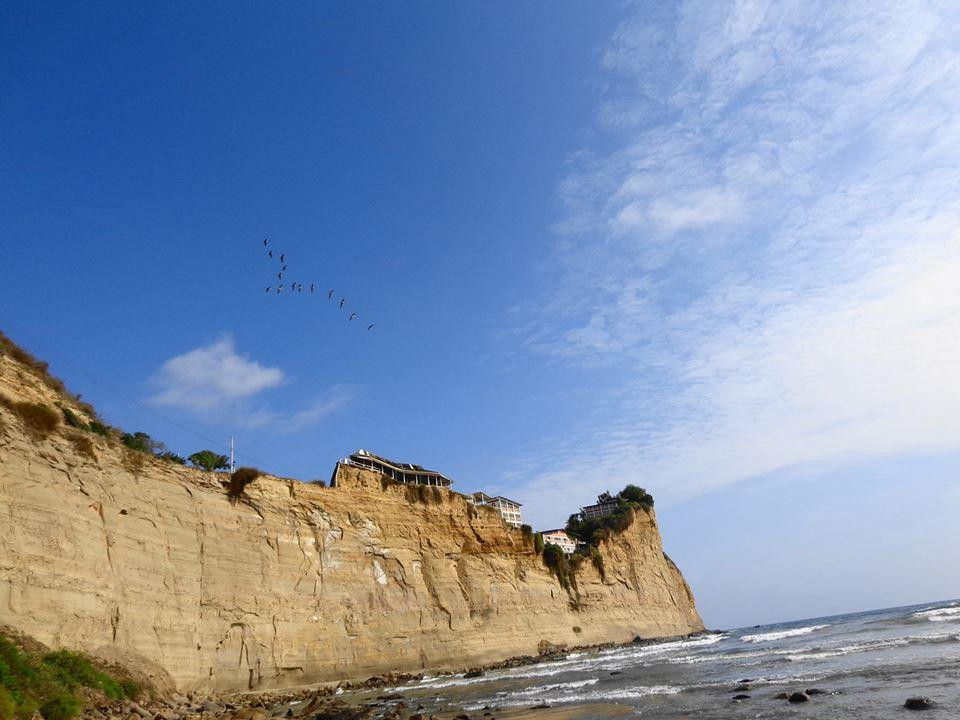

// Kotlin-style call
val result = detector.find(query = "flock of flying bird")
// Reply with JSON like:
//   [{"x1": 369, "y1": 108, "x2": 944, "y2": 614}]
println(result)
[{"x1": 262, "y1": 238, "x2": 374, "y2": 331}]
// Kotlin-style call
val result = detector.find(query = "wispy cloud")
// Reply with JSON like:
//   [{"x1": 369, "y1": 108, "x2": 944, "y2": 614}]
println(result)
[
  {"x1": 150, "y1": 335, "x2": 349, "y2": 433},
  {"x1": 239, "y1": 386, "x2": 352, "y2": 434},
  {"x1": 514, "y1": 1, "x2": 960, "y2": 525}
]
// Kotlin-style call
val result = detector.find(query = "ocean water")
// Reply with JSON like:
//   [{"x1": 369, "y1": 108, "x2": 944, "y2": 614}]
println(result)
[{"x1": 356, "y1": 599, "x2": 960, "y2": 718}]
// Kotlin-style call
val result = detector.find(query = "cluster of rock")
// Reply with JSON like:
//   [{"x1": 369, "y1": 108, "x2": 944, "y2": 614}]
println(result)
[
  {"x1": 76, "y1": 686, "x2": 497, "y2": 720},
  {"x1": 728, "y1": 682, "x2": 939, "y2": 711}
]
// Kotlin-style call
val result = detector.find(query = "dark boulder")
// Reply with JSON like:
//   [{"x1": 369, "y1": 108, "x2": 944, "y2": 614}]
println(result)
[
  {"x1": 788, "y1": 692, "x2": 809, "y2": 703},
  {"x1": 806, "y1": 688, "x2": 827, "y2": 695},
  {"x1": 464, "y1": 669, "x2": 485, "y2": 678},
  {"x1": 733, "y1": 684, "x2": 751, "y2": 692},
  {"x1": 774, "y1": 692, "x2": 790, "y2": 700},
  {"x1": 732, "y1": 694, "x2": 750, "y2": 700},
  {"x1": 904, "y1": 697, "x2": 936, "y2": 710}
]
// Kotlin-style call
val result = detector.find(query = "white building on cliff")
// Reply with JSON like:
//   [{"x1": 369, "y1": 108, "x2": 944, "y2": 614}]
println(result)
[
  {"x1": 540, "y1": 528, "x2": 576, "y2": 555},
  {"x1": 469, "y1": 492, "x2": 523, "y2": 527}
]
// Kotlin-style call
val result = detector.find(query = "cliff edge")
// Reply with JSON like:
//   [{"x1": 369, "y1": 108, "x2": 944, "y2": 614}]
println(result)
[{"x1": 0, "y1": 346, "x2": 704, "y2": 693}]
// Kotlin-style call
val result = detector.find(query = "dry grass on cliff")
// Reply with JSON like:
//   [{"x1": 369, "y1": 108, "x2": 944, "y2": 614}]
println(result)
[
  {"x1": 228, "y1": 467, "x2": 262, "y2": 503},
  {"x1": 120, "y1": 447, "x2": 147, "y2": 475},
  {"x1": 67, "y1": 431, "x2": 96, "y2": 460},
  {"x1": 0, "y1": 330, "x2": 97, "y2": 419},
  {"x1": 402, "y1": 483, "x2": 445, "y2": 505},
  {"x1": 0, "y1": 395, "x2": 61, "y2": 441}
]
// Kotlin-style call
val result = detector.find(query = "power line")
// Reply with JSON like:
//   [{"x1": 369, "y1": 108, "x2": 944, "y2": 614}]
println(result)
[{"x1": 0, "y1": 315, "x2": 298, "y2": 477}]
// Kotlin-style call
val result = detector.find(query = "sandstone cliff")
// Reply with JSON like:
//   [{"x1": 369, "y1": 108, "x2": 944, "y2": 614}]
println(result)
[{"x1": 0, "y1": 350, "x2": 703, "y2": 693}]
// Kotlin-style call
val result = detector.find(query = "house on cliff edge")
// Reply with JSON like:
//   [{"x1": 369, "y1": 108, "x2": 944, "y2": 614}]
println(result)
[
  {"x1": 469, "y1": 492, "x2": 523, "y2": 527},
  {"x1": 331, "y1": 448, "x2": 454, "y2": 487}
]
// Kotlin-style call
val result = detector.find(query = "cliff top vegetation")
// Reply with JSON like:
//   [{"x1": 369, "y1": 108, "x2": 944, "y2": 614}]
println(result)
[{"x1": 565, "y1": 485, "x2": 654, "y2": 546}]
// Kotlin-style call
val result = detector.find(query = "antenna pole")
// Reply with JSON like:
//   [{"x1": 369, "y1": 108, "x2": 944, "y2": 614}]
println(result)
[{"x1": 229, "y1": 436, "x2": 235, "y2": 472}]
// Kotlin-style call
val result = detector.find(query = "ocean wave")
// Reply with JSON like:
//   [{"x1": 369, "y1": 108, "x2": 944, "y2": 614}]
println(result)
[
  {"x1": 741, "y1": 624, "x2": 830, "y2": 643},
  {"x1": 466, "y1": 684, "x2": 682, "y2": 710},
  {"x1": 912, "y1": 605, "x2": 960, "y2": 622},
  {"x1": 509, "y1": 678, "x2": 599, "y2": 697},
  {"x1": 785, "y1": 632, "x2": 960, "y2": 661}
]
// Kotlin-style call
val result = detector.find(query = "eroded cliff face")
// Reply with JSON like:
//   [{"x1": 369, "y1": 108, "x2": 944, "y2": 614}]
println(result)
[{"x1": 0, "y1": 353, "x2": 703, "y2": 693}]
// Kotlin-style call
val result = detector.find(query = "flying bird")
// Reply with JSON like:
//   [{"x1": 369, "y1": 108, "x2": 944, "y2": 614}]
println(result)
[
  {"x1": 263, "y1": 238, "x2": 268, "y2": 246},
  {"x1": 310, "y1": 284, "x2": 315, "y2": 293},
  {"x1": 277, "y1": 284, "x2": 284, "y2": 293},
  {"x1": 268, "y1": 250, "x2": 273, "y2": 258},
  {"x1": 265, "y1": 286, "x2": 271, "y2": 293},
  {"x1": 328, "y1": 289, "x2": 334, "y2": 300},
  {"x1": 348, "y1": 312, "x2": 356, "y2": 321},
  {"x1": 367, "y1": 324, "x2": 375, "y2": 331},
  {"x1": 281, "y1": 265, "x2": 287, "y2": 272},
  {"x1": 297, "y1": 283, "x2": 303, "y2": 292},
  {"x1": 278, "y1": 272, "x2": 283, "y2": 280},
  {"x1": 339, "y1": 297, "x2": 345, "y2": 309},
  {"x1": 280, "y1": 253, "x2": 285, "y2": 263}
]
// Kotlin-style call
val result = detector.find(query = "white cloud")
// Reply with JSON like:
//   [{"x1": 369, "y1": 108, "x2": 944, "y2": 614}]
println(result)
[
  {"x1": 151, "y1": 335, "x2": 285, "y2": 412},
  {"x1": 150, "y1": 335, "x2": 349, "y2": 434},
  {"x1": 515, "y1": 1, "x2": 960, "y2": 526}
]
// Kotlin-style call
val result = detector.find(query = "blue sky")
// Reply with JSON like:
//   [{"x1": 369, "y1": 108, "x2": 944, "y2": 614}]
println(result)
[{"x1": 2, "y1": 1, "x2": 959, "y2": 629}]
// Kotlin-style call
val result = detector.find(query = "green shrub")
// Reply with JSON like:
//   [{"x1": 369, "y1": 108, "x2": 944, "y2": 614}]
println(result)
[
  {"x1": 87, "y1": 421, "x2": 111, "y2": 438},
  {"x1": 120, "y1": 432, "x2": 153, "y2": 454},
  {"x1": 619, "y1": 484, "x2": 654, "y2": 510},
  {"x1": 228, "y1": 467, "x2": 261, "y2": 503},
  {"x1": 42, "y1": 651, "x2": 132, "y2": 701},
  {"x1": 157, "y1": 451, "x2": 185, "y2": 465},
  {"x1": 188, "y1": 450, "x2": 229, "y2": 472},
  {"x1": 0, "y1": 633, "x2": 137, "y2": 720},
  {"x1": 588, "y1": 545, "x2": 606, "y2": 581},
  {"x1": 0, "y1": 686, "x2": 16, "y2": 720},
  {"x1": 38, "y1": 694, "x2": 80, "y2": 720},
  {"x1": 542, "y1": 544, "x2": 577, "y2": 592},
  {"x1": 533, "y1": 532, "x2": 544, "y2": 554},
  {"x1": 565, "y1": 484, "x2": 655, "y2": 544},
  {"x1": 60, "y1": 408, "x2": 86, "y2": 430}
]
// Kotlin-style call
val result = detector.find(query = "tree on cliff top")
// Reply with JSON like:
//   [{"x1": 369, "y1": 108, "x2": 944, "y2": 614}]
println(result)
[
  {"x1": 188, "y1": 450, "x2": 229, "y2": 472},
  {"x1": 565, "y1": 484, "x2": 655, "y2": 544}
]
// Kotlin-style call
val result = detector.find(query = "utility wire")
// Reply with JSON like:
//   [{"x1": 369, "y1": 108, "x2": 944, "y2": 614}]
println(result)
[{"x1": 0, "y1": 316, "x2": 298, "y2": 478}]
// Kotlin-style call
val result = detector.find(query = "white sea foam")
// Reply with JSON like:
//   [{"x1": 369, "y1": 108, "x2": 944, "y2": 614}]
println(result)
[
  {"x1": 465, "y1": 684, "x2": 683, "y2": 710},
  {"x1": 741, "y1": 625, "x2": 830, "y2": 643},
  {"x1": 510, "y1": 678, "x2": 599, "y2": 697},
  {"x1": 913, "y1": 605, "x2": 960, "y2": 622}
]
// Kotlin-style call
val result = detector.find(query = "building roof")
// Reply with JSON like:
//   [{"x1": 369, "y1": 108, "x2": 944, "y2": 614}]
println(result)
[
  {"x1": 470, "y1": 492, "x2": 522, "y2": 507},
  {"x1": 348, "y1": 449, "x2": 454, "y2": 484},
  {"x1": 540, "y1": 528, "x2": 569, "y2": 536},
  {"x1": 581, "y1": 499, "x2": 621, "y2": 510}
]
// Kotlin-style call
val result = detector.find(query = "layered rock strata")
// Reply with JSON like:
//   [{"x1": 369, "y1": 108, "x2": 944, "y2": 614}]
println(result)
[{"x1": 0, "y1": 353, "x2": 704, "y2": 692}]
